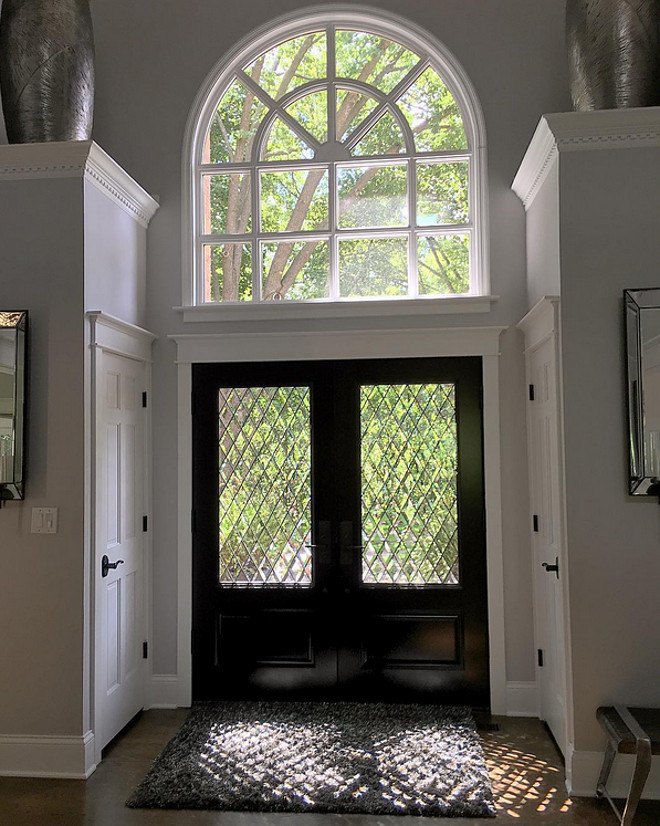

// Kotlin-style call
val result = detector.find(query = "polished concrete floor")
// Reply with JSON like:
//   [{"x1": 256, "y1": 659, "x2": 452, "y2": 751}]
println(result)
[{"x1": 1, "y1": 710, "x2": 660, "y2": 825}]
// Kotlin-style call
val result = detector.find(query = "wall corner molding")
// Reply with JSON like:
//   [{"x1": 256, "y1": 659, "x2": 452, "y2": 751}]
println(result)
[
  {"x1": 512, "y1": 107, "x2": 660, "y2": 210},
  {"x1": 0, "y1": 140, "x2": 159, "y2": 227},
  {"x1": 0, "y1": 731, "x2": 96, "y2": 779}
]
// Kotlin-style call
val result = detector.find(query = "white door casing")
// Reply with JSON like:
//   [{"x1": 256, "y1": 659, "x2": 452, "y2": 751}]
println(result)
[
  {"x1": 90, "y1": 312, "x2": 155, "y2": 766},
  {"x1": 519, "y1": 297, "x2": 572, "y2": 758}
]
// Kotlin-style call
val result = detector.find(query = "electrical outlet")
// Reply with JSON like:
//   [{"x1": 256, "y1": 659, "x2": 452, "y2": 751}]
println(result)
[{"x1": 31, "y1": 507, "x2": 59, "y2": 534}]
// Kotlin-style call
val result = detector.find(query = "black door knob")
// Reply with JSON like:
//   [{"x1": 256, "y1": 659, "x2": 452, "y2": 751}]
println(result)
[
  {"x1": 541, "y1": 556, "x2": 559, "y2": 579},
  {"x1": 101, "y1": 554, "x2": 125, "y2": 578}
]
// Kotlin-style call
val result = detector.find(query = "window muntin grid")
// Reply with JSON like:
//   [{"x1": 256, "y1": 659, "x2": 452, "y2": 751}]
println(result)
[{"x1": 195, "y1": 24, "x2": 476, "y2": 304}]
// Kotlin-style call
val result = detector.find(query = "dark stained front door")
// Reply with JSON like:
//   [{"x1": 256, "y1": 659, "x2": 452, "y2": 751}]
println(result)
[{"x1": 192, "y1": 357, "x2": 489, "y2": 707}]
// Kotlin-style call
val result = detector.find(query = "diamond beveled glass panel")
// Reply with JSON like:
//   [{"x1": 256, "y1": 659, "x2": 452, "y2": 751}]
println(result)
[
  {"x1": 361, "y1": 383, "x2": 459, "y2": 586},
  {"x1": 218, "y1": 386, "x2": 312, "y2": 586}
]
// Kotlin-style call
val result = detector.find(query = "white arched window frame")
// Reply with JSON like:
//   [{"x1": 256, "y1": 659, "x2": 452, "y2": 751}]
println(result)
[{"x1": 182, "y1": 6, "x2": 489, "y2": 313}]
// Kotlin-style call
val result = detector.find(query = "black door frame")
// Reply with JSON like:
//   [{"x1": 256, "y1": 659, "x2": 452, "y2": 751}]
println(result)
[{"x1": 192, "y1": 356, "x2": 489, "y2": 707}]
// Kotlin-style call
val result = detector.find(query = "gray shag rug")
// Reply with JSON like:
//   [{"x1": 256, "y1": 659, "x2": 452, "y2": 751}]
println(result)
[{"x1": 126, "y1": 701, "x2": 496, "y2": 817}]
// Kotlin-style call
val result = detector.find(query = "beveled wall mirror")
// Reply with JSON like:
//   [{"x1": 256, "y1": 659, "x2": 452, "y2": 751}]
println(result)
[
  {"x1": 0, "y1": 311, "x2": 27, "y2": 504},
  {"x1": 624, "y1": 289, "x2": 660, "y2": 495}
]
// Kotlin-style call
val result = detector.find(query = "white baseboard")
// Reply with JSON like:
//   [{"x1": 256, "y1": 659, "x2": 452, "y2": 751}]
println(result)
[
  {"x1": 0, "y1": 730, "x2": 96, "y2": 778},
  {"x1": 147, "y1": 673, "x2": 180, "y2": 709},
  {"x1": 505, "y1": 681, "x2": 538, "y2": 717},
  {"x1": 567, "y1": 747, "x2": 660, "y2": 800}
]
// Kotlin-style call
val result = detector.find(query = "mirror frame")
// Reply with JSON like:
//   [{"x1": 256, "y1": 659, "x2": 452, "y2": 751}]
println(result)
[
  {"x1": 624, "y1": 289, "x2": 660, "y2": 495},
  {"x1": 0, "y1": 310, "x2": 28, "y2": 504}
]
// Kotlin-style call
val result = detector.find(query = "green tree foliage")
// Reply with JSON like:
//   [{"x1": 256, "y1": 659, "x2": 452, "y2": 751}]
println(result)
[{"x1": 203, "y1": 29, "x2": 471, "y2": 301}]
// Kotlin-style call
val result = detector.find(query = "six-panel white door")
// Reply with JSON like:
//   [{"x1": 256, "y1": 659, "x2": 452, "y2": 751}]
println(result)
[
  {"x1": 95, "y1": 351, "x2": 146, "y2": 752},
  {"x1": 527, "y1": 335, "x2": 568, "y2": 756}
]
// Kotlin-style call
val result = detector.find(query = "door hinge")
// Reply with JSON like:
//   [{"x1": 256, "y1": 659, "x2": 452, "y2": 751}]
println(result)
[
  {"x1": 142, "y1": 641, "x2": 148, "y2": 659},
  {"x1": 142, "y1": 515, "x2": 148, "y2": 532},
  {"x1": 142, "y1": 391, "x2": 148, "y2": 408},
  {"x1": 529, "y1": 384, "x2": 535, "y2": 401},
  {"x1": 533, "y1": 514, "x2": 539, "y2": 532},
  {"x1": 538, "y1": 648, "x2": 544, "y2": 667}
]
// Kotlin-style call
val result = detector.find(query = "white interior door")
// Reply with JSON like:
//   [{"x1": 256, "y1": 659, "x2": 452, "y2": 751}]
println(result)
[
  {"x1": 528, "y1": 335, "x2": 568, "y2": 756},
  {"x1": 95, "y1": 351, "x2": 147, "y2": 752}
]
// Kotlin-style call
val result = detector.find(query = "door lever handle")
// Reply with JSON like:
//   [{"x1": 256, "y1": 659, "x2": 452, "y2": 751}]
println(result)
[
  {"x1": 102, "y1": 555, "x2": 125, "y2": 578},
  {"x1": 542, "y1": 556, "x2": 559, "y2": 579}
]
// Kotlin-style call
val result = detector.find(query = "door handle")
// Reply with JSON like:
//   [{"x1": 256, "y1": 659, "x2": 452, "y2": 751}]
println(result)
[
  {"x1": 102, "y1": 554, "x2": 125, "y2": 578},
  {"x1": 542, "y1": 556, "x2": 559, "y2": 579},
  {"x1": 305, "y1": 520, "x2": 332, "y2": 564}
]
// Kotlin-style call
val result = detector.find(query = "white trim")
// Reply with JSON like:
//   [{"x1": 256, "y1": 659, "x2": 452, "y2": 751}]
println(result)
[
  {"x1": 174, "y1": 324, "x2": 508, "y2": 714},
  {"x1": 181, "y1": 4, "x2": 489, "y2": 306},
  {"x1": 87, "y1": 311, "x2": 157, "y2": 361},
  {"x1": 0, "y1": 731, "x2": 96, "y2": 779},
  {"x1": 177, "y1": 364, "x2": 193, "y2": 708},
  {"x1": 0, "y1": 141, "x2": 159, "y2": 227},
  {"x1": 517, "y1": 295, "x2": 560, "y2": 351},
  {"x1": 176, "y1": 295, "x2": 498, "y2": 323},
  {"x1": 505, "y1": 681, "x2": 539, "y2": 717},
  {"x1": 567, "y1": 748, "x2": 660, "y2": 800},
  {"x1": 512, "y1": 107, "x2": 660, "y2": 210},
  {"x1": 147, "y1": 675, "x2": 181, "y2": 709},
  {"x1": 171, "y1": 325, "x2": 506, "y2": 364}
]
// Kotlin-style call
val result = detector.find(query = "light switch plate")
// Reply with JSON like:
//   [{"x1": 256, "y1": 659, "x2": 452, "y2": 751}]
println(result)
[{"x1": 31, "y1": 507, "x2": 58, "y2": 534}]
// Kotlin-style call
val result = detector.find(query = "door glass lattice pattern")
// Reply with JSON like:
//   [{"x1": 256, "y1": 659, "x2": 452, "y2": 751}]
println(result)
[
  {"x1": 218, "y1": 386, "x2": 312, "y2": 586},
  {"x1": 361, "y1": 383, "x2": 459, "y2": 586}
]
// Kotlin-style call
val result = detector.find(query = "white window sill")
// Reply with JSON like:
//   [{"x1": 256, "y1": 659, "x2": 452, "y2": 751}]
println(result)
[{"x1": 174, "y1": 295, "x2": 499, "y2": 324}]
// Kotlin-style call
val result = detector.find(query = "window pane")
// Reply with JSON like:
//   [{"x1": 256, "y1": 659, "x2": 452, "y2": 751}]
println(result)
[
  {"x1": 203, "y1": 173, "x2": 251, "y2": 235},
  {"x1": 203, "y1": 243, "x2": 252, "y2": 302},
  {"x1": 262, "y1": 117, "x2": 314, "y2": 162},
  {"x1": 339, "y1": 237, "x2": 408, "y2": 297},
  {"x1": 260, "y1": 169, "x2": 329, "y2": 233},
  {"x1": 285, "y1": 91, "x2": 327, "y2": 144},
  {"x1": 397, "y1": 68, "x2": 467, "y2": 152},
  {"x1": 417, "y1": 162, "x2": 469, "y2": 226},
  {"x1": 218, "y1": 386, "x2": 312, "y2": 586},
  {"x1": 204, "y1": 79, "x2": 267, "y2": 164},
  {"x1": 262, "y1": 240, "x2": 329, "y2": 300},
  {"x1": 350, "y1": 110, "x2": 407, "y2": 157},
  {"x1": 361, "y1": 383, "x2": 459, "y2": 585},
  {"x1": 338, "y1": 164, "x2": 408, "y2": 229},
  {"x1": 336, "y1": 88, "x2": 378, "y2": 142},
  {"x1": 335, "y1": 30, "x2": 420, "y2": 93},
  {"x1": 417, "y1": 234, "x2": 470, "y2": 295},
  {"x1": 244, "y1": 32, "x2": 326, "y2": 100}
]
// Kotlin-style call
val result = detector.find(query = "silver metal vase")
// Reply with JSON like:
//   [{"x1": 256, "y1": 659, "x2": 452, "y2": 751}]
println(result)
[
  {"x1": 566, "y1": 0, "x2": 660, "y2": 110},
  {"x1": 0, "y1": 0, "x2": 95, "y2": 143}
]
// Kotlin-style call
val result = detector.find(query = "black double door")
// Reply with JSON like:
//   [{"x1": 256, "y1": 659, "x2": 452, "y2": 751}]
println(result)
[{"x1": 192, "y1": 357, "x2": 489, "y2": 707}]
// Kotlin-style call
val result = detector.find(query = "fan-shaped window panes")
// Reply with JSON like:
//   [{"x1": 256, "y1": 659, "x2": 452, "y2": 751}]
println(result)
[{"x1": 193, "y1": 16, "x2": 484, "y2": 304}]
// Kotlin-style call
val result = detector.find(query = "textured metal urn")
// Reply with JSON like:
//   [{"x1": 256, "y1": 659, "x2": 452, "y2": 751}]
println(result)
[
  {"x1": 0, "y1": 0, "x2": 95, "y2": 143},
  {"x1": 566, "y1": 0, "x2": 660, "y2": 110}
]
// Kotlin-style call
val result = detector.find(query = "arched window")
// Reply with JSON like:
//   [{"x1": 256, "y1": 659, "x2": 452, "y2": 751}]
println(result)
[{"x1": 184, "y1": 9, "x2": 487, "y2": 306}]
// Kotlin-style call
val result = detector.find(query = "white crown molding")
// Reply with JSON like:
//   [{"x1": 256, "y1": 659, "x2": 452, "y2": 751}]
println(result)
[
  {"x1": 512, "y1": 106, "x2": 660, "y2": 210},
  {"x1": 0, "y1": 140, "x2": 159, "y2": 227},
  {"x1": 0, "y1": 730, "x2": 96, "y2": 779}
]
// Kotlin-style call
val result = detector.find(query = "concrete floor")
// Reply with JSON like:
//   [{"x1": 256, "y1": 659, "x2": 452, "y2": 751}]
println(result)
[{"x1": 1, "y1": 710, "x2": 659, "y2": 825}]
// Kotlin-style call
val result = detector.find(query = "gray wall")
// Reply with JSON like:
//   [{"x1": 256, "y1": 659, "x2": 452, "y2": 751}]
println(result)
[
  {"x1": 559, "y1": 148, "x2": 660, "y2": 748},
  {"x1": 0, "y1": 179, "x2": 86, "y2": 735},
  {"x1": 0, "y1": 0, "x2": 573, "y2": 738},
  {"x1": 84, "y1": 0, "x2": 570, "y2": 680}
]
